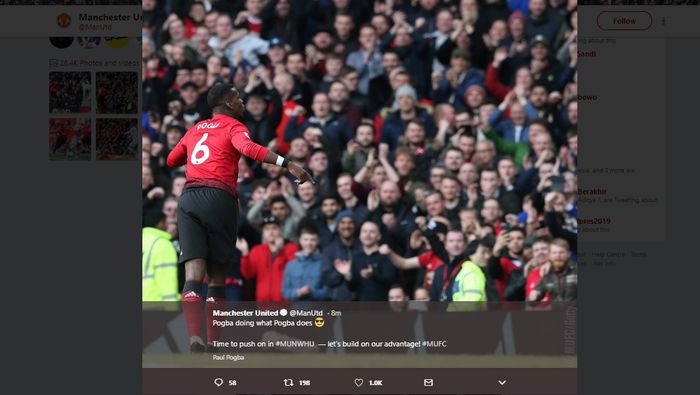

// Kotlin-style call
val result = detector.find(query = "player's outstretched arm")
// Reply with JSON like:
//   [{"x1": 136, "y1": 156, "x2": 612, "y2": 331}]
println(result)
[
  {"x1": 230, "y1": 126, "x2": 314, "y2": 185},
  {"x1": 261, "y1": 151, "x2": 314, "y2": 185}
]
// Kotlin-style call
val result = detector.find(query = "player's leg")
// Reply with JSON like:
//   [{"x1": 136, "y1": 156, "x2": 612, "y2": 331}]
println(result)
[
  {"x1": 181, "y1": 258, "x2": 206, "y2": 351},
  {"x1": 205, "y1": 262, "x2": 228, "y2": 351},
  {"x1": 202, "y1": 189, "x2": 240, "y2": 351},
  {"x1": 177, "y1": 189, "x2": 210, "y2": 352}
]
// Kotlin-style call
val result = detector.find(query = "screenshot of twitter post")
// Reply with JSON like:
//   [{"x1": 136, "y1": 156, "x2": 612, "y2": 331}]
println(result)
[{"x1": 141, "y1": 0, "x2": 580, "y2": 394}]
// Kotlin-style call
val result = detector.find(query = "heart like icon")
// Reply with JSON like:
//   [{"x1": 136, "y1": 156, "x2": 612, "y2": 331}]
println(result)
[{"x1": 354, "y1": 378, "x2": 364, "y2": 387}]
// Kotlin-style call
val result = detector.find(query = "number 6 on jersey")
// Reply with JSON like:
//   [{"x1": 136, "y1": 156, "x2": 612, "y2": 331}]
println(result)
[{"x1": 191, "y1": 133, "x2": 210, "y2": 165}]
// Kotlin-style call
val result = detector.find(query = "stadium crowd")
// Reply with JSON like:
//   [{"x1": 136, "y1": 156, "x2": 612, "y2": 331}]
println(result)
[{"x1": 141, "y1": 0, "x2": 578, "y2": 304}]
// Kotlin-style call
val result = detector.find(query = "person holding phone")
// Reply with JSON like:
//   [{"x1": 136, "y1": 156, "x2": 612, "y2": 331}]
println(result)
[{"x1": 488, "y1": 227, "x2": 527, "y2": 301}]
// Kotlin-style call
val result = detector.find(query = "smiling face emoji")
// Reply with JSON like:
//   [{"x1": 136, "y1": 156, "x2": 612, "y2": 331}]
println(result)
[{"x1": 314, "y1": 317, "x2": 325, "y2": 328}]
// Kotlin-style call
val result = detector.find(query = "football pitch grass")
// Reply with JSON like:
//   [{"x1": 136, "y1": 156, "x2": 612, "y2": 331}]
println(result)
[{"x1": 143, "y1": 353, "x2": 577, "y2": 369}]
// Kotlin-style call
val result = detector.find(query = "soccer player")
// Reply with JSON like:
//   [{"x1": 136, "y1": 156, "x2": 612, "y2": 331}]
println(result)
[{"x1": 166, "y1": 83, "x2": 313, "y2": 352}]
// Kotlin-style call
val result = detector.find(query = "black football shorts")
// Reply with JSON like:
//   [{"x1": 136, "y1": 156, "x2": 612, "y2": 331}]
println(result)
[{"x1": 177, "y1": 186, "x2": 239, "y2": 265}]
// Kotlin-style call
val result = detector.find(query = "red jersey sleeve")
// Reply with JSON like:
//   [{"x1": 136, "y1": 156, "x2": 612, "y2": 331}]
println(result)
[
  {"x1": 485, "y1": 64, "x2": 511, "y2": 102},
  {"x1": 417, "y1": 251, "x2": 433, "y2": 268},
  {"x1": 166, "y1": 140, "x2": 187, "y2": 167},
  {"x1": 230, "y1": 124, "x2": 269, "y2": 162}
]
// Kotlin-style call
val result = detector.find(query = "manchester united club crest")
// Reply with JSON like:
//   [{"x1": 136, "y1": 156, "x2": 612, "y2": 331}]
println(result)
[{"x1": 57, "y1": 13, "x2": 71, "y2": 28}]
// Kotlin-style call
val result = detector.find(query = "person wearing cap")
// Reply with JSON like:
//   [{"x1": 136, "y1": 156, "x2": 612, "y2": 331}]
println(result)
[
  {"x1": 238, "y1": 215, "x2": 300, "y2": 302},
  {"x1": 266, "y1": 37, "x2": 288, "y2": 75},
  {"x1": 507, "y1": 34, "x2": 563, "y2": 93},
  {"x1": 431, "y1": 48, "x2": 485, "y2": 111},
  {"x1": 380, "y1": 84, "x2": 437, "y2": 151},
  {"x1": 142, "y1": 210, "x2": 180, "y2": 302},
  {"x1": 321, "y1": 209, "x2": 362, "y2": 301}
]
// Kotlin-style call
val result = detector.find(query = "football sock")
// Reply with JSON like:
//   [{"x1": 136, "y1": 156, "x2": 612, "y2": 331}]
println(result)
[
  {"x1": 206, "y1": 286, "x2": 226, "y2": 345},
  {"x1": 181, "y1": 280, "x2": 203, "y2": 344}
]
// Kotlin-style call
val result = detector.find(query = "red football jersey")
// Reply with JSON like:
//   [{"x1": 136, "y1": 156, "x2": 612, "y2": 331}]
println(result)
[
  {"x1": 166, "y1": 114, "x2": 269, "y2": 197},
  {"x1": 526, "y1": 267, "x2": 550, "y2": 302},
  {"x1": 417, "y1": 250, "x2": 444, "y2": 289}
]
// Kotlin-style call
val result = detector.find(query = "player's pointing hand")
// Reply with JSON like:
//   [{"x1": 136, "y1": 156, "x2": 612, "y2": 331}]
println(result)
[{"x1": 287, "y1": 162, "x2": 315, "y2": 185}]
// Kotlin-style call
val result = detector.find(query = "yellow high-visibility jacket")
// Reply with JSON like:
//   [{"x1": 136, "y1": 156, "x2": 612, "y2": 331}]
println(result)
[
  {"x1": 142, "y1": 227, "x2": 180, "y2": 302},
  {"x1": 451, "y1": 260, "x2": 486, "y2": 302}
]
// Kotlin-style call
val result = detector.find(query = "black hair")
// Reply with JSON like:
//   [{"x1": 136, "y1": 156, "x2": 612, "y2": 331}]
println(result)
[
  {"x1": 269, "y1": 195, "x2": 289, "y2": 207},
  {"x1": 298, "y1": 221, "x2": 320, "y2": 237},
  {"x1": 529, "y1": 118, "x2": 549, "y2": 129},
  {"x1": 389, "y1": 284, "x2": 406, "y2": 293},
  {"x1": 207, "y1": 82, "x2": 236, "y2": 108},
  {"x1": 406, "y1": 118, "x2": 426, "y2": 130},
  {"x1": 531, "y1": 83, "x2": 549, "y2": 92},
  {"x1": 457, "y1": 126, "x2": 475, "y2": 138},
  {"x1": 320, "y1": 193, "x2": 342, "y2": 204},
  {"x1": 143, "y1": 209, "x2": 165, "y2": 228},
  {"x1": 467, "y1": 235, "x2": 495, "y2": 256},
  {"x1": 530, "y1": 192, "x2": 545, "y2": 215},
  {"x1": 191, "y1": 62, "x2": 207, "y2": 71},
  {"x1": 506, "y1": 226, "x2": 526, "y2": 237},
  {"x1": 180, "y1": 81, "x2": 198, "y2": 91}
]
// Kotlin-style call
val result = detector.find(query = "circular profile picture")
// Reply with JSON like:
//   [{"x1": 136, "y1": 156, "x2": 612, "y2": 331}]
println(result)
[
  {"x1": 57, "y1": 13, "x2": 71, "y2": 28},
  {"x1": 49, "y1": 37, "x2": 74, "y2": 49},
  {"x1": 104, "y1": 37, "x2": 129, "y2": 49},
  {"x1": 77, "y1": 37, "x2": 101, "y2": 49}
]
